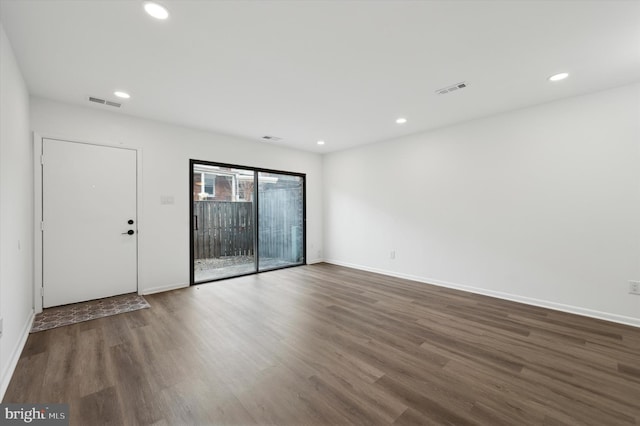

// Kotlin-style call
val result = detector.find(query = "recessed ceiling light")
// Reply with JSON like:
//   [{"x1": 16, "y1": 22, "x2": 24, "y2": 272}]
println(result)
[
  {"x1": 114, "y1": 91, "x2": 131, "y2": 99},
  {"x1": 144, "y1": 2, "x2": 169, "y2": 20},
  {"x1": 396, "y1": 118, "x2": 407, "y2": 124},
  {"x1": 317, "y1": 140, "x2": 325, "y2": 145},
  {"x1": 548, "y1": 72, "x2": 569, "y2": 82}
]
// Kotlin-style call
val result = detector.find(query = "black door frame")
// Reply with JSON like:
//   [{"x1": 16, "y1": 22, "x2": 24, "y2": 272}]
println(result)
[{"x1": 189, "y1": 159, "x2": 306, "y2": 284}]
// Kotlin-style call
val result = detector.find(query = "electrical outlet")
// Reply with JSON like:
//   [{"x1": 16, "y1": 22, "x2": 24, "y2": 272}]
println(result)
[
  {"x1": 390, "y1": 250, "x2": 396, "y2": 260},
  {"x1": 630, "y1": 281, "x2": 640, "y2": 295}
]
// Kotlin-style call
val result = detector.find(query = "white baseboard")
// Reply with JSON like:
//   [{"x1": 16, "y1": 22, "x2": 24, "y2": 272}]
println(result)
[
  {"x1": 324, "y1": 259, "x2": 640, "y2": 328},
  {"x1": 307, "y1": 258, "x2": 324, "y2": 265},
  {"x1": 1, "y1": 311, "x2": 35, "y2": 401},
  {"x1": 140, "y1": 282, "x2": 188, "y2": 296}
]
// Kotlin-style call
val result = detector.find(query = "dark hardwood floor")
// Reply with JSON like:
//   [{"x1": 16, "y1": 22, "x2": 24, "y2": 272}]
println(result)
[{"x1": 4, "y1": 263, "x2": 640, "y2": 425}]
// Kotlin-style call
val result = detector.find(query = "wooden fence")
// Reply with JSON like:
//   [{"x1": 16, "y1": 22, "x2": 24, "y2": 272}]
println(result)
[
  {"x1": 193, "y1": 201, "x2": 253, "y2": 259},
  {"x1": 193, "y1": 187, "x2": 303, "y2": 261}
]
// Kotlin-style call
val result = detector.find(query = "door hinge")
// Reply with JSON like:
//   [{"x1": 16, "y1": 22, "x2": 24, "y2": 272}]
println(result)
[
  {"x1": 40, "y1": 155, "x2": 44, "y2": 165},
  {"x1": 41, "y1": 287, "x2": 44, "y2": 297},
  {"x1": 40, "y1": 221, "x2": 44, "y2": 231}
]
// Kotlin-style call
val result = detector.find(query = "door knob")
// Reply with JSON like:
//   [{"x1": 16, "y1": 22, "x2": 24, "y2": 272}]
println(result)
[
  {"x1": 128, "y1": 219, "x2": 134, "y2": 224},
  {"x1": 122, "y1": 230, "x2": 135, "y2": 235}
]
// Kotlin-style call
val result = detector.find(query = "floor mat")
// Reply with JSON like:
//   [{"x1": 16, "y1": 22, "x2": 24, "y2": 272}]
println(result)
[{"x1": 31, "y1": 293, "x2": 150, "y2": 333}]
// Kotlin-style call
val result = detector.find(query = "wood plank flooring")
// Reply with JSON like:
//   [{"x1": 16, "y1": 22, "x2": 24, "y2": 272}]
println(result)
[{"x1": 4, "y1": 263, "x2": 640, "y2": 425}]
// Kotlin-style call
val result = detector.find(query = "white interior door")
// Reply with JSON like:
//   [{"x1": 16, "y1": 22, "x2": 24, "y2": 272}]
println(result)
[{"x1": 42, "y1": 138, "x2": 137, "y2": 307}]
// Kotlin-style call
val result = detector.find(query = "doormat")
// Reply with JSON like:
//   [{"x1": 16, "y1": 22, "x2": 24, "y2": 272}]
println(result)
[{"x1": 31, "y1": 293, "x2": 150, "y2": 333}]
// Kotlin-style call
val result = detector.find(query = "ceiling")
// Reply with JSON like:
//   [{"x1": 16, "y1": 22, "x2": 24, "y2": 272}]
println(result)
[{"x1": 1, "y1": 1, "x2": 639, "y2": 153}]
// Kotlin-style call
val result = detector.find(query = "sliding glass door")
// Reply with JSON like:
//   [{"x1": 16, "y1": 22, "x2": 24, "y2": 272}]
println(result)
[
  {"x1": 258, "y1": 172, "x2": 304, "y2": 271},
  {"x1": 190, "y1": 161, "x2": 305, "y2": 284},
  {"x1": 191, "y1": 164, "x2": 256, "y2": 282}
]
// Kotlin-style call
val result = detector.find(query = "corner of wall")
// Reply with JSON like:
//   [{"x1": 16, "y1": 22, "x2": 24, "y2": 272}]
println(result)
[
  {"x1": 322, "y1": 83, "x2": 640, "y2": 327},
  {"x1": 0, "y1": 23, "x2": 35, "y2": 401}
]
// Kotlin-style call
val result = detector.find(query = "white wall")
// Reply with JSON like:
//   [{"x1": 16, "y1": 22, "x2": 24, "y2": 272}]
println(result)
[
  {"x1": 0, "y1": 24, "x2": 34, "y2": 399},
  {"x1": 324, "y1": 83, "x2": 640, "y2": 326},
  {"x1": 30, "y1": 97, "x2": 323, "y2": 297}
]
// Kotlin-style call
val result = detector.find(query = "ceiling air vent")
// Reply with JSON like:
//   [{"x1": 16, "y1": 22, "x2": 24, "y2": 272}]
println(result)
[
  {"x1": 436, "y1": 82, "x2": 467, "y2": 95},
  {"x1": 262, "y1": 136, "x2": 282, "y2": 142},
  {"x1": 88, "y1": 96, "x2": 122, "y2": 108}
]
